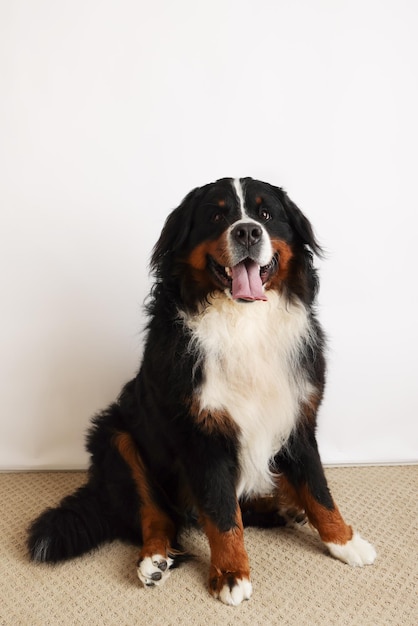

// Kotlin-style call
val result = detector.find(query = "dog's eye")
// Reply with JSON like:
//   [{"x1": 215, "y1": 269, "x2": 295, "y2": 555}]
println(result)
[
  {"x1": 212, "y1": 213, "x2": 223, "y2": 223},
  {"x1": 259, "y1": 208, "x2": 271, "y2": 221}
]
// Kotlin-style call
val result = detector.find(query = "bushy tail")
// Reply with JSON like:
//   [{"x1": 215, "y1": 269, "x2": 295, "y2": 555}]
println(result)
[{"x1": 28, "y1": 482, "x2": 114, "y2": 563}]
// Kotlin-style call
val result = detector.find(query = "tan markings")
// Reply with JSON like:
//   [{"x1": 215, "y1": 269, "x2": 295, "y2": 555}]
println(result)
[
  {"x1": 218, "y1": 199, "x2": 226, "y2": 207},
  {"x1": 266, "y1": 239, "x2": 294, "y2": 289},
  {"x1": 240, "y1": 494, "x2": 306, "y2": 525},
  {"x1": 200, "y1": 505, "x2": 250, "y2": 596},
  {"x1": 240, "y1": 495, "x2": 279, "y2": 516},
  {"x1": 301, "y1": 392, "x2": 322, "y2": 426},
  {"x1": 189, "y1": 396, "x2": 239, "y2": 438},
  {"x1": 255, "y1": 196, "x2": 263, "y2": 205},
  {"x1": 113, "y1": 432, "x2": 176, "y2": 558},
  {"x1": 113, "y1": 432, "x2": 151, "y2": 502},
  {"x1": 277, "y1": 475, "x2": 353, "y2": 544},
  {"x1": 274, "y1": 475, "x2": 301, "y2": 511},
  {"x1": 186, "y1": 234, "x2": 230, "y2": 271}
]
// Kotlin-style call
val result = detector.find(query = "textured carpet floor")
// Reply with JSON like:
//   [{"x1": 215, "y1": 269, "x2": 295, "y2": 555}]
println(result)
[{"x1": 0, "y1": 466, "x2": 416, "y2": 626}]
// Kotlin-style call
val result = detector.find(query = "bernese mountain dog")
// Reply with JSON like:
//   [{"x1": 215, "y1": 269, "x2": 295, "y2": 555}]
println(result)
[{"x1": 28, "y1": 177, "x2": 376, "y2": 606}]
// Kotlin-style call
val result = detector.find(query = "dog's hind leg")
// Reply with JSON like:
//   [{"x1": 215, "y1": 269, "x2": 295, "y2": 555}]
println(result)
[
  {"x1": 240, "y1": 495, "x2": 307, "y2": 528},
  {"x1": 113, "y1": 432, "x2": 179, "y2": 587}
]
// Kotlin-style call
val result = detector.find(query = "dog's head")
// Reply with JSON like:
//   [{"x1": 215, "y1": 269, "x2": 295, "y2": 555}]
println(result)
[{"x1": 151, "y1": 177, "x2": 322, "y2": 309}]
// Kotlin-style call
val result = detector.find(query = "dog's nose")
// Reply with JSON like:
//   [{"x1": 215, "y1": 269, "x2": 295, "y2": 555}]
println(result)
[{"x1": 231, "y1": 222, "x2": 263, "y2": 248}]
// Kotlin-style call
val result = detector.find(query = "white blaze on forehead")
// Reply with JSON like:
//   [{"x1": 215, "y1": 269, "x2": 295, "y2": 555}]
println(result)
[
  {"x1": 230, "y1": 178, "x2": 273, "y2": 267},
  {"x1": 232, "y1": 178, "x2": 248, "y2": 219}
]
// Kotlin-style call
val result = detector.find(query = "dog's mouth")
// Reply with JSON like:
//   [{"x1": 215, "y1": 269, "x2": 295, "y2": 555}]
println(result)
[{"x1": 208, "y1": 255, "x2": 278, "y2": 302}]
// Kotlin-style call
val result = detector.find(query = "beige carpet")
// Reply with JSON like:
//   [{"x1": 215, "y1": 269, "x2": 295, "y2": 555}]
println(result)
[{"x1": 0, "y1": 466, "x2": 416, "y2": 626}]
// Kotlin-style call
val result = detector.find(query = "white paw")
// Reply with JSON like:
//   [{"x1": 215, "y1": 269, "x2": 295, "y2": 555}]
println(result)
[
  {"x1": 326, "y1": 532, "x2": 377, "y2": 567},
  {"x1": 137, "y1": 554, "x2": 174, "y2": 587},
  {"x1": 217, "y1": 577, "x2": 253, "y2": 606}
]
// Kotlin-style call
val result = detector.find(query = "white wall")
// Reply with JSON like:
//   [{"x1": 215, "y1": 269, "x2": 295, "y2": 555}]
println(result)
[{"x1": 1, "y1": 0, "x2": 417, "y2": 469}]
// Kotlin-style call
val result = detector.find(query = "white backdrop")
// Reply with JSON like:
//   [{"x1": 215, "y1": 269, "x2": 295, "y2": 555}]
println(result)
[{"x1": 1, "y1": 0, "x2": 417, "y2": 469}]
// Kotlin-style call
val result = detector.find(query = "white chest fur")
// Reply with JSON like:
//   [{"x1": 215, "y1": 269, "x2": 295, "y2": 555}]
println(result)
[{"x1": 182, "y1": 292, "x2": 315, "y2": 499}]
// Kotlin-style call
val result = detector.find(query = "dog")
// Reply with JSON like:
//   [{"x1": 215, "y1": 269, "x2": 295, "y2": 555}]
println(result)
[{"x1": 28, "y1": 177, "x2": 376, "y2": 606}]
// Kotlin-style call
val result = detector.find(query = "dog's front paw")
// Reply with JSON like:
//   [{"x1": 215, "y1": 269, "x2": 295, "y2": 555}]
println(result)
[
  {"x1": 137, "y1": 554, "x2": 174, "y2": 587},
  {"x1": 326, "y1": 532, "x2": 377, "y2": 567},
  {"x1": 209, "y1": 570, "x2": 253, "y2": 606}
]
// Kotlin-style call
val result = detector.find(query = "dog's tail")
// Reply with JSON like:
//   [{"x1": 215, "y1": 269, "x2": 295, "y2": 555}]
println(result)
[{"x1": 27, "y1": 482, "x2": 115, "y2": 563}]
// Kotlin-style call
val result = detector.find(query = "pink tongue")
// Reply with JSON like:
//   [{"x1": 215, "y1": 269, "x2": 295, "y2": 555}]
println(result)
[{"x1": 231, "y1": 260, "x2": 267, "y2": 301}]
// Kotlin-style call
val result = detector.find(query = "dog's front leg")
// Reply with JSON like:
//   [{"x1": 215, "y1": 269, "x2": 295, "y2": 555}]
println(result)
[
  {"x1": 185, "y1": 420, "x2": 252, "y2": 605},
  {"x1": 276, "y1": 428, "x2": 376, "y2": 567},
  {"x1": 200, "y1": 504, "x2": 252, "y2": 606}
]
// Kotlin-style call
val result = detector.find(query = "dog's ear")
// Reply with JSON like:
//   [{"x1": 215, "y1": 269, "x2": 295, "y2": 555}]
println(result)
[
  {"x1": 278, "y1": 189, "x2": 323, "y2": 257},
  {"x1": 150, "y1": 187, "x2": 202, "y2": 272}
]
